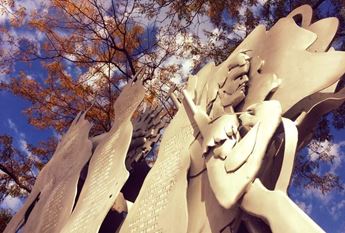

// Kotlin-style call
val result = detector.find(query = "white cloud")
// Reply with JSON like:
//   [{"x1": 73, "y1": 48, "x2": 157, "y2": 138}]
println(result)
[
  {"x1": 295, "y1": 200, "x2": 313, "y2": 215},
  {"x1": 0, "y1": 74, "x2": 9, "y2": 83},
  {"x1": 19, "y1": 0, "x2": 48, "y2": 13},
  {"x1": 257, "y1": 0, "x2": 268, "y2": 5},
  {"x1": 0, "y1": 2, "x2": 13, "y2": 24},
  {"x1": 151, "y1": 32, "x2": 201, "y2": 85},
  {"x1": 308, "y1": 140, "x2": 345, "y2": 173},
  {"x1": 26, "y1": 75, "x2": 33, "y2": 80},
  {"x1": 0, "y1": 0, "x2": 49, "y2": 24},
  {"x1": 19, "y1": 139, "x2": 29, "y2": 155},
  {"x1": 302, "y1": 186, "x2": 333, "y2": 204},
  {"x1": 0, "y1": 0, "x2": 47, "y2": 69},
  {"x1": 7, "y1": 119, "x2": 18, "y2": 132},
  {"x1": 7, "y1": 118, "x2": 31, "y2": 156},
  {"x1": 0, "y1": 196, "x2": 23, "y2": 211},
  {"x1": 330, "y1": 199, "x2": 345, "y2": 220},
  {"x1": 79, "y1": 63, "x2": 117, "y2": 90},
  {"x1": 52, "y1": 130, "x2": 61, "y2": 141}
]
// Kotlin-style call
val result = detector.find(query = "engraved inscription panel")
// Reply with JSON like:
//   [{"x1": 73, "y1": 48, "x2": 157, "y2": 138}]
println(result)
[
  {"x1": 61, "y1": 131, "x2": 126, "y2": 233},
  {"x1": 40, "y1": 181, "x2": 67, "y2": 233},
  {"x1": 120, "y1": 105, "x2": 196, "y2": 233},
  {"x1": 5, "y1": 113, "x2": 93, "y2": 233},
  {"x1": 114, "y1": 80, "x2": 146, "y2": 125},
  {"x1": 61, "y1": 81, "x2": 145, "y2": 233}
]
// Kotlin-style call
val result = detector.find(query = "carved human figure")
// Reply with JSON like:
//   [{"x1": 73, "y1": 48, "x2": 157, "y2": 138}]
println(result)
[
  {"x1": 183, "y1": 51, "x2": 283, "y2": 232},
  {"x1": 184, "y1": 48, "x2": 325, "y2": 232}
]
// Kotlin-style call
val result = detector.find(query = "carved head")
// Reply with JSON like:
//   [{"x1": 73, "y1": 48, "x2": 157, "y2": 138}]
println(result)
[{"x1": 217, "y1": 67, "x2": 249, "y2": 109}]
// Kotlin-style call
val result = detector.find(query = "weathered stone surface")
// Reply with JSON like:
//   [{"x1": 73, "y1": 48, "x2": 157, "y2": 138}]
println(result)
[
  {"x1": 60, "y1": 80, "x2": 145, "y2": 233},
  {"x1": 5, "y1": 112, "x2": 93, "y2": 233}
]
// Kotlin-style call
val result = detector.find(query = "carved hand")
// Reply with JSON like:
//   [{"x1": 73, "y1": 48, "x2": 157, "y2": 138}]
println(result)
[
  {"x1": 205, "y1": 100, "x2": 282, "y2": 209},
  {"x1": 239, "y1": 100, "x2": 282, "y2": 129},
  {"x1": 241, "y1": 178, "x2": 325, "y2": 233}
]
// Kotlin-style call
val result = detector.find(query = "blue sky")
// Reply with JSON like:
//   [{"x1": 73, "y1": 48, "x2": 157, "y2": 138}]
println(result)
[
  {"x1": 289, "y1": 134, "x2": 345, "y2": 233},
  {"x1": 0, "y1": 0, "x2": 345, "y2": 232}
]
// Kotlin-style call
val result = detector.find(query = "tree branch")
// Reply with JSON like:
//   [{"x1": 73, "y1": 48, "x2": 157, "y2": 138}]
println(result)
[{"x1": 0, "y1": 164, "x2": 32, "y2": 193}]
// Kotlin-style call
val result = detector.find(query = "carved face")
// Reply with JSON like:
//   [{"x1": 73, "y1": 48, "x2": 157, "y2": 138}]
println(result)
[{"x1": 218, "y1": 74, "x2": 249, "y2": 109}]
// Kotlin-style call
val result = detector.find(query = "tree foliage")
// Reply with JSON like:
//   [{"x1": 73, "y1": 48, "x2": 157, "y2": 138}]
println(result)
[
  {"x1": 0, "y1": 135, "x2": 34, "y2": 200},
  {"x1": 0, "y1": 0, "x2": 345, "y2": 216}
]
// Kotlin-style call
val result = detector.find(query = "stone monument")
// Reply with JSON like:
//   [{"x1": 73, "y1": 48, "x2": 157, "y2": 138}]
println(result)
[{"x1": 5, "y1": 4, "x2": 345, "y2": 233}]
